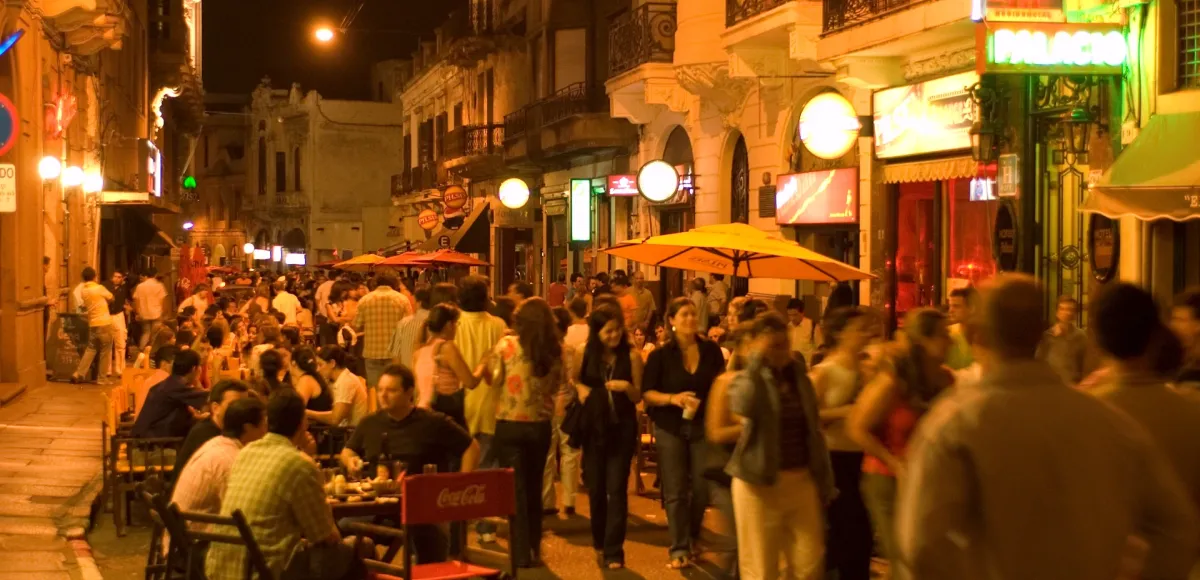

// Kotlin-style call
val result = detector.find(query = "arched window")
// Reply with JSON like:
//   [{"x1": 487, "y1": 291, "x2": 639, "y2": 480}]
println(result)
[
  {"x1": 730, "y1": 136, "x2": 749, "y2": 224},
  {"x1": 257, "y1": 137, "x2": 266, "y2": 195},
  {"x1": 294, "y1": 148, "x2": 301, "y2": 190}
]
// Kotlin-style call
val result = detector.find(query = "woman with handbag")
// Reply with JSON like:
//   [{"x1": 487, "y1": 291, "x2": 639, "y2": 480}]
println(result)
[
  {"x1": 705, "y1": 321, "x2": 755, "y2": 579},
  {"x1": 571, "y1": 304, "x2": 643, "y2": 569}
]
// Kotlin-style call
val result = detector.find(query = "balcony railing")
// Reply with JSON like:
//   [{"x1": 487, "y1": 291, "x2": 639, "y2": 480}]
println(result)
[
  {"x1": 822, "y1": 0, "x2": 918, "y2": 33},
  {"x1": 726, "y1": 0, "x2": 791, "y2": 27},
  {"x1": 540, "y1": 83, "x2": 609, "y2": 125},
  {"x1": 609, "y1": 3, "x2": 678, "y2": 78},
  {"x1": 444, "y1": 124, "x2": 505, "y2": 159},
  {"x1": 504, "y1": 107, "x2": 530, "y2": 143}
]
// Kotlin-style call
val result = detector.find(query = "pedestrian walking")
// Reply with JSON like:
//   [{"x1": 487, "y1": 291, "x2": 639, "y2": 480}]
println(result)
[
  {"x1": 71, "y1": 267, "x2": 115, "y2": 385},
  {"x1": 573, "y1": 304, "x2": 642, "y2": 570},
  {"x1": 483, "y1": 298, "x2": 564, "y2": 569},
  {"x1": 1035, "y1": 294, "x2": 1091, "y2": 385},
  {"x1": 354, "y1": 273, "x2": 412, "y2": 388},
  {"x1": 848, "y1": 308, "x2": 953, "y2": 570},
  {"x1": 133, "y1": 267, "x2": 168, "y2": 350},
  {"x1": 104, "y1": 270, "x2": 132, "y2": 378},
  {"x1": 704, "y1": 321, "x2": 755, "y2": 579},
  {"x1": 896, "y1": 274, "x2": 1199, "y2": 580},
  {"x1": 643, "y1": 297, "x2": 725, "y2": 569},
  {"x1": 726, "y1": 311, "x2": 834, "y2": 580},
  {"x1": 811, "y1": 306, "x2": 874, "y2": 580}
]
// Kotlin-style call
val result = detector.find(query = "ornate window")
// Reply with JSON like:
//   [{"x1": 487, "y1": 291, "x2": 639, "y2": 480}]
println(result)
[{"x1": 730, "y1": 136, "x2": 749, "y2": 223}]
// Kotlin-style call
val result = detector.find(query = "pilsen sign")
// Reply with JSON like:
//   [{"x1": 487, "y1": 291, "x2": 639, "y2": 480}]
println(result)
[
  {"x1": 606, "y1": 175, "x2": 639, "y2": 196},
  {"x1": 978, "y1": 22, "x2": 1127, "y2": 76}
]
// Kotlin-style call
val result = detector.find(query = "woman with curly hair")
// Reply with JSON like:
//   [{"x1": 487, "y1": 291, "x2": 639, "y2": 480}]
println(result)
[{"x1": 484, "y1": 297, "x2": 565, "y2": 568}]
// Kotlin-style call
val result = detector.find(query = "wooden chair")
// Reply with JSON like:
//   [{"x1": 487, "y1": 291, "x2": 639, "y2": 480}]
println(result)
[
  {"x1": 101, "y1": 385, "x2": 136, "y2": 513},
  {"x1": 109, "y1": 435, "x2": 185, "y2": 536},
  {"x1": 139, "y1": 486, "x2": 188, "y2": 580},
  {"x1": 175, "y1": 508, "x2": 274, "y2": 580},
  {"x1": 634, "y1": 411, "x2": 658, "y2": 497}
]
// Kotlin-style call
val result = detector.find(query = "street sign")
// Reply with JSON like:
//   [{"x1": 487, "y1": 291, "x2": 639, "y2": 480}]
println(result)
[
  {"x1": 998, "y1": 154, "x2": 1019, "y2": 197},
  {"x1": 438, "y1": 235, "x2": 451, "y2": 249},
  {"x1": 0, "y1": 93, "x2": 16, "y2": 157},
  {"x1": 0, "y1": 163, "x2": 15, "y2": 212}
]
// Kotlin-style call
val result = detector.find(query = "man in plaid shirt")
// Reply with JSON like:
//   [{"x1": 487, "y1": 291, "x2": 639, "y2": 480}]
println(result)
[
  {"x1": 355, "y1": 273, "x2": 412, "y2": 387},
  {"x1": 206, "y1": 391, "x2": 362, "y2": 580}
]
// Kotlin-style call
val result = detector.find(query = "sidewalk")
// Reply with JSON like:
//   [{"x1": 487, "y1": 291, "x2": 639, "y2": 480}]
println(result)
[{"x1": 0, "y1": 381, "x2": 108, "y2": 580}]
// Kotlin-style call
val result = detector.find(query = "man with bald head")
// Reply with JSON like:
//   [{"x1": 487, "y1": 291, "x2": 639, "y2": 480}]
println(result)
[{"x1": 896, "y1": 274, "x2": 1198, "y2": 580}]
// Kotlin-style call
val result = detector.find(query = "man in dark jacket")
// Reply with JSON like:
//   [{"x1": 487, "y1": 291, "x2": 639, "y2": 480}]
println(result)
[
  {"x1": 132, "y1": 349, "x2": 208, "y2": 439},
  {"x1": 171, "y1": 380, "x2": 252, "y2": 475}
]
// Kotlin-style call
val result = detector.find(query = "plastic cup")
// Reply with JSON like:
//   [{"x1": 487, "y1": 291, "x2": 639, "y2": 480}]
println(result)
[{"x1": 682, "y1": 398, "x2": 699, "y2": 420}]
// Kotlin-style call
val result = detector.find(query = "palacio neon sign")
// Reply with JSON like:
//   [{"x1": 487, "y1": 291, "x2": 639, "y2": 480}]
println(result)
[{"x1": 978, "y1": 22, "x2": 1127, "y2": 76}]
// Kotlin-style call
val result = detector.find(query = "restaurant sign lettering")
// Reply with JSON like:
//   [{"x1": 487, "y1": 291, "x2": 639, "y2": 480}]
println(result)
[{"x1": 873, "y1": 72, "x2": 979, "y2": 159}]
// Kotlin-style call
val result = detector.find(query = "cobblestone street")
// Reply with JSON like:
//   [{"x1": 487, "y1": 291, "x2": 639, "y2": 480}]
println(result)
[{"x1": 0, "y1": 381, "x2": 107, "y2": 580}]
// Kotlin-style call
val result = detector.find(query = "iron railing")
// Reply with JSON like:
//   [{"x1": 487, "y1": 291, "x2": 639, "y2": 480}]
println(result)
[
  {"x1": 503, "y1": 107, "x2": 529, "y2": 143},
  {"x1": 822, "y1": 0, "x2": 919, "y2": 33},
  {"x1": 540, "y1": 83, "x2": 608, "y2": 125},
  {"x1": 609, "y1": 3, "x2": 678, "y2": 77},
  {"x1": 726, "y1": 0, "x2": 790, "y2": 27},
  {"x1": 444, "y1": 124, "x2": 505, "y2": 158}
]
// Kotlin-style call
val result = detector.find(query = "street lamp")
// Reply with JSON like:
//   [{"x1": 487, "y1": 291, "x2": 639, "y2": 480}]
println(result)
[{"x1": 314, "y1": 26, "x2": 337, "y2": 43}]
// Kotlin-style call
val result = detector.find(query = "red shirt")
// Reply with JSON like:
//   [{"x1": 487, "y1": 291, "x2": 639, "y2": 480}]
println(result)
[
  {"x1": 861, "y1": 399, "x2": 920, "y2": 477},
  {"x1": 548, "y1": 283, "x2": 567, "y2": 307}
]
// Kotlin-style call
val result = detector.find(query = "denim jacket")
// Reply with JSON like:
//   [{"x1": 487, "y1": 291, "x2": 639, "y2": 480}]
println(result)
[{"x1": 725, "y1": 353, "x2": 835, "y2": 502}]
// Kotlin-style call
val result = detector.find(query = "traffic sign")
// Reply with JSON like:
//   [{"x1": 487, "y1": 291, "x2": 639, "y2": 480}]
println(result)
[
  {"x1": 0, "y1": 93, "x2": 16, "y2": 157},
  {"x1": 0, "y1": 163, "x2": 16, "y2": 212}
]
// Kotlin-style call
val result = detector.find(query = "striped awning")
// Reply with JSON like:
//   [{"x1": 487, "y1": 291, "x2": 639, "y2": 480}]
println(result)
[{"x1": 882, "y1": 156, "x2": 977, "y2": 184}]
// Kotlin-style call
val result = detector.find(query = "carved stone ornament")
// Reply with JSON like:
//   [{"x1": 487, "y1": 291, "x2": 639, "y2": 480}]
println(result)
[
  {"x1": 674, "y1": 63, "x2": 753, "y2": 128},
  {"x1": 903, "y1": 48, "x2": 976, "y2": 82}
]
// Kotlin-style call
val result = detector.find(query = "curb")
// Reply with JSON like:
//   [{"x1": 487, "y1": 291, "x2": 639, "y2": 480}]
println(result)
[
  {"x1": 67, "y1": 535, "x2": 105, "y2": 580},
  {"x1": 0, "y1": 381, "x2": 27, "y2": 406}
]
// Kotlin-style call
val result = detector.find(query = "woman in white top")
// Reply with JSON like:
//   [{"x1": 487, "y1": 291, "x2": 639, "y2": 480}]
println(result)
[
  {"x1": 413, "y1": 303, "x2": 488, "y2": 429},
  {"x1": 809, "y1": 306, "x2": 875, "y2": 580},
  {"x1": 307, "y1": 345, "x2": 369, "y2": 427}
]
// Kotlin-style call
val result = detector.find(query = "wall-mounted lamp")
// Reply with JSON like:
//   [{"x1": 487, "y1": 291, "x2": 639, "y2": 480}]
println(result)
[
  {"x1": 61, "y1": 166, "x2": 84, "y2": 187},
  {"x1": 38, "y1": 156, "x2": 62, "y2": 181}
]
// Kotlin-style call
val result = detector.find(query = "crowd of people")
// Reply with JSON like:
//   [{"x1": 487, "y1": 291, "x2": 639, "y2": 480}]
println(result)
[{"x1": 62, "y1": 258, "x2": 1200, "y2": 580}]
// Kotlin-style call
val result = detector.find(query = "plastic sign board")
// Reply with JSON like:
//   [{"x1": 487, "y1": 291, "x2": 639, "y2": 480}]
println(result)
[
  {"x1": 798, "y1": 92, "x2": 861, "y2": 160},
  {"x1": 138, "y1": 139, "x2": 163, "y2": 197},
  {"x1": 569, "y1": 178, "x2": 591, "y2": 243},
  {"x1": 971, "y1": 0, "x2": 1063, "y2": 22},
  {"x1": 0, "y1": 164, "x2": 14, "y2": 212},
  {"x1": 775, "y1": 168, "x2": 859, "y2": 226},
  {"x1": 284, "y1": 253, "x2": 307, "y2": 266},
  {"x1": 418, "y1": 209, "x2": 440, "y2": 230},
  {"x1": 979, "y1": 22, "x2": 1127, "y2": 76},
  {"x1": 253, "y1": 249, "x2": 271, "y2": 260},
  {"x1": 873, "y1": 72, "x2": 979, "y2": 159},
  {"x1": 607, "y1": 174, "x2": 639, "y2": 196}
]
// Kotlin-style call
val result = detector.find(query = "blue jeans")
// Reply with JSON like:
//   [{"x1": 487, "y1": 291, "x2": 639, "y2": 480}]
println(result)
[
  {"x1": 474, "y1": 433, "x2": 498, "y2": 537},
  {"x1": 655, "y1": 425, "x2": 709, "y2": 560},
  {"x1": 364, "y1": 358, "x2": 390, "y2": 387}
]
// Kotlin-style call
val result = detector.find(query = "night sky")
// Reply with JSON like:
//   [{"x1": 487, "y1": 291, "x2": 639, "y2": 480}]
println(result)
[{"x1": 201, "y1": 0, "x2": 465, "y2": 100}]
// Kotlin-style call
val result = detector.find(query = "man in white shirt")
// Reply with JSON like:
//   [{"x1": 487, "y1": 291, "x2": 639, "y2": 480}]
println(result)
[
  {"x1": 272, "y1": 281, "x2": 302, "y2": 326},
  {"x1": 786, "y1": 298, "x2": 819, "y2": 364},
  {"x1": 178, "y1": 284, "x2": 212, "y2": 324},
  {"x1": 388, "y1": 287, "x2": 431, "y2": 368},
  {"x1": 72, "y1": 267, "x2": 115, "y2": 384},
  {"x1": 896, "y1": 275, "x2": 1198, "y2": 580},
  {"x1": 133, "y1": 268, "x2": 168, "y2": 349},
  {"x1": 563, "y1": 296, "x2": 589, "y2": 354}
]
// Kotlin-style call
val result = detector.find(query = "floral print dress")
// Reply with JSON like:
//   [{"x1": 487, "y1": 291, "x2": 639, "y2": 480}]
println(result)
[{"x1": 492, "y1": 335, "x2": 564, "y2": 423}]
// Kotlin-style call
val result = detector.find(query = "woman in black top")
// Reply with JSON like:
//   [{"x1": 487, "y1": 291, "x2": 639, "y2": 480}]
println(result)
[
  {"x1": 572, "y1": 305, "x2": 643, "y2": 569},
  {"x1": 643, "y1": 297, "x2": 726, "y2": 569},
  {"x1": 291, "y1": 346, "x2": 334, "y2": 412}
]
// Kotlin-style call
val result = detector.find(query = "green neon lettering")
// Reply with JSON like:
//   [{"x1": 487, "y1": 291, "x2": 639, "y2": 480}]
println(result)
[{"x1": 991, "y1": 27, "x2": 1127, "y2": 68}]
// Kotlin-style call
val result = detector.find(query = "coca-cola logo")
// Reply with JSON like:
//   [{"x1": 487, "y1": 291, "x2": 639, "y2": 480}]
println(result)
[{"x1": 436, "y1": 484, "x2": 486, "y2": 508}]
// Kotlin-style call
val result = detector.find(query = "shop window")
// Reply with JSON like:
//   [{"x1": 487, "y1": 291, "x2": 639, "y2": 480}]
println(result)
[
  {"x1": 895, "y1": 182, "x2": 939, "y2": 320},
  {"x1": 947, "y1": 178, "x2": 999, "y2": 287},
  {"x1": 1181, "y1": 0, "x2": 1200, "y2": 89}
]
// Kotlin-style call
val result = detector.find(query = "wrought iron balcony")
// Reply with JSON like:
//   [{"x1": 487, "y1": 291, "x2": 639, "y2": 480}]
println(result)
[
  {"x1": 822, "y1": 0, "x2": 920, "y2": 33},
  {"x1": 503, "y1": 107, "x2": 530, "y2": 143},
  {"x1": 727, "y1": 0, "x2": 791, "y2": 27},
  {"x1": 444, "y1": 124, "x2": 505, "y2": 159},
  {"x1": 540, "y1": 83, "x2": 609, "y2": 126},
  {"x1": 609, "y1": 3, "x2": 678, "y2": 78}
]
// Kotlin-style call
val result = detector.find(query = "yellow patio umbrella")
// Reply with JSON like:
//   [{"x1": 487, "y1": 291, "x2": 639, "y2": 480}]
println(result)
[
  {"x1": 604, "y1": 222, "x2": 874, "y2": 282},
  {"x1": 334, "y1": 253, "x2": 385, "y2": 272}
]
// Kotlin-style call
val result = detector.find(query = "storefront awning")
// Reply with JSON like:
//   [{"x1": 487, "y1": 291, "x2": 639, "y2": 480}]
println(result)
[
  {"x1": 882, "y1": 156, "x2": 977, "y2": 184},
  {"x1": 1081, "y1": 112, "x2": 1200, "y2": 222},
  {"x1": 419, "y1": 200, "x2": 491, "y2": 252}
]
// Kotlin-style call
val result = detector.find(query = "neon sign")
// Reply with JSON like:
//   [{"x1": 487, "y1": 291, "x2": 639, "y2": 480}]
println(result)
[
  {"x1": 0, "y1": 30, "x2": 25, "y2": 58},
  {"x1": 569, "y1": 179, "x2": 591, "y2": 243},
  {"x1": 980, "y1": 22, "x2": 1126, "y2": 75}
]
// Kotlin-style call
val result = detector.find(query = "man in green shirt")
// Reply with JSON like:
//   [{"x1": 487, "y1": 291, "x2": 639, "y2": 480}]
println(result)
[{"x1": 945, "y1": 287, "x2": 978, "y2": 370}]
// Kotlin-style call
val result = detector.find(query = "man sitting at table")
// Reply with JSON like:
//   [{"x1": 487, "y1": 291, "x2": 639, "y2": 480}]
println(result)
[
  {"x1": 132, "y1": 349, "x2": 208, "y2": 439},
  {"x1": 340, "y1": 364, "x2": 480, "y2": 563},
  {"x1": 171, "y1": 380, "x2": 252, "y2": 480},
  {"x1": 207, "y1": 390, "x2": 363, "y2": 580}
]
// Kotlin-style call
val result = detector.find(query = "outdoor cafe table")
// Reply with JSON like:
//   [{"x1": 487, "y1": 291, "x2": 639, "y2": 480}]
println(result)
[{"x1": 329, "y1": 497, "x2": 401, "y2": 519}]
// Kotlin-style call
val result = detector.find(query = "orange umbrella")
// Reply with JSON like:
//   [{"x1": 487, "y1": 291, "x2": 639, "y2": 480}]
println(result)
[
  {"x1": 410, "y1": 249, "x2": 490, "y2": 268},
  {"x1": 377, "y1": 251, "x2": 425, "y2": 267}
]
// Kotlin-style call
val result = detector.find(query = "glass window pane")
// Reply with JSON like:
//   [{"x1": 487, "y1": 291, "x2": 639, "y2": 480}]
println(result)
[{"x1": 948, "y1": 177, "x2": 999, "y2": 287}]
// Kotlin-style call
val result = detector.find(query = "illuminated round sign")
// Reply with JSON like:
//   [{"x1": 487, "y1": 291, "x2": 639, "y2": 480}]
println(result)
[
  {"x1": 498, "y1": 178, "x2": 530, "y2": 209},
  {"x1": 443, "y1": 185, "x2": 467, "y2": 210},
  {"x1": 242, "y1": 242, "x2": 255, "y2": 254},
  {"x1": 636, "y1": 160, "x2": 680, "y2": 203},
  {"x1": 418, "y1": 209, "x2": 440, "y2": 230},
  {"x1": 798, "y1": 92, "x2": 862, "y2": 160},
  {"x1": 0, "y1": 93, "x2": 17, "y2": 157}
]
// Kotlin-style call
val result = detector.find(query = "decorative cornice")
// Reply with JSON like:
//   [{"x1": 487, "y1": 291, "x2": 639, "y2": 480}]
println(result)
[
  {"x1": 674, "y1": 62, "x2": 752, "y2": 128},
  {"x1": 903, "y1": 48, "x2": 976, "y2": 83}
]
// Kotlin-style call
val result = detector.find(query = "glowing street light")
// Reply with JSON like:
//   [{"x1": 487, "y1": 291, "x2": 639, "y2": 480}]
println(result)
[
  {"x1": 182, "y1": 221, "x2": 195, "y2": 231},
  {"x1": 82, "y1": 172, "x2": 104, "y2": 193},
  {"x1": 314, "y1": 27, "x2": 337, "y2": 43},
  {"x1": 242, "y1": 242, "x2": 255, "y2": 254},
  {"x1": 61, "y1": 166, "x2": 84, "y2": 188},
  {"x1": 38, "y1": 156, "x2": 62, "y2": 181}
]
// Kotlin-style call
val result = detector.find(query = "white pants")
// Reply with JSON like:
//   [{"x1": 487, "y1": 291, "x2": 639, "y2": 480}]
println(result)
[
  {"x1": 542, "y1": 416, "x2": 580, "y2": 510},
  {"x1": 733, "y1": 469, "x2": 825, "y2": 580},
  {"x1": 111, "y1": 314, "x2": 127, "y2": 376}
]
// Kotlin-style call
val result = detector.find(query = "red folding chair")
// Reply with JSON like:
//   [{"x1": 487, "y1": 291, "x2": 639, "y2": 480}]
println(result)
[{"x1": 369, "y1": 469, "x2": 517, "y2": 580}]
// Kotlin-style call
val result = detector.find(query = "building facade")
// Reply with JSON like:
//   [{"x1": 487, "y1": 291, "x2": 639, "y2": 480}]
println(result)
[
  {"x1": 245, "y1": 80, "x2": 406, "y2": 266},
  {"x1": 188, "y1": 93, "x2": 250, "y2": 268},
  {"x1": 0, "y1": 0, "x2": 200, "y2": 390}
]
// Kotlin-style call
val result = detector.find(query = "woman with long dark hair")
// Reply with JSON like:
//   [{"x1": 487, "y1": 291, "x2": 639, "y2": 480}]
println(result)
[
  {"x1": 253, "y1": 348, "x2": 291, "y2": 398},
  {"x1": 573, "y1": 304, "x2": 642, "y2": 569},
  {"x1": 291, "y1": 346, "x2": 334, "y2": 412},
  {"x1": 307, "y1": 345, "x2": 368, "y2": 427},
  {"x1": 848, "y1": 308, "x2": 952, "y2": 569},
  {"x1": 484, "y1": 297, "x2": 564, "y2": 568},
  {"x1": 811, "y1": 307, "x2": 874, "y2": 580},
  {"x1": 643, "y1": 297, "x2": 726, "y2": 569}
]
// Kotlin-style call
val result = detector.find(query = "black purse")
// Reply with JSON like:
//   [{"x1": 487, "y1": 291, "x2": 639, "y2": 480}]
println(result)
[{"x1": 560, "y1": 398, "x2": 586, "y2": 449}]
